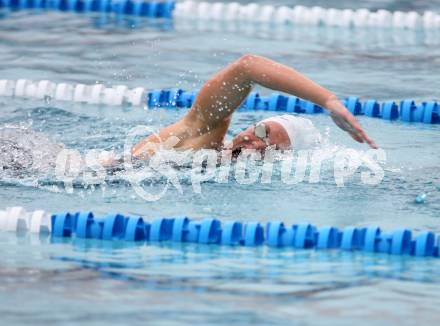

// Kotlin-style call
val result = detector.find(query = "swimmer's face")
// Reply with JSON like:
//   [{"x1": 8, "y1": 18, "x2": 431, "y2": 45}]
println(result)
[{"x1": 231, "y1": 121, "x2": 290, "y2": 157}]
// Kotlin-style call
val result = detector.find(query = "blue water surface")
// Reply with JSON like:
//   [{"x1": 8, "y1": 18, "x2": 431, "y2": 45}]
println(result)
[{"x1": 0, "y1": 1, "x2": 440, "y2": 325}]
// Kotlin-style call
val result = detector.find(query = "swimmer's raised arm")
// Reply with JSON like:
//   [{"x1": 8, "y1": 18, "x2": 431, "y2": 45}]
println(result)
[
  {"x1": 187, "y1": 54, "x2": 377, "y2": 148},
  {"x1": 133, "y1": 54, "x2": 377, "y2": 158}
]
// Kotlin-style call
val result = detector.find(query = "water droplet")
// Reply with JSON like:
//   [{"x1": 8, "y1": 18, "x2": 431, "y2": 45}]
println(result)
[{"x1": 415, "y1": 193, "x2": 427, "y2": 204}]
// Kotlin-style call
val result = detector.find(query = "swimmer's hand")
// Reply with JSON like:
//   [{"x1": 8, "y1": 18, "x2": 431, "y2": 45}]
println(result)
[{"x1": 325, "y1": 96, "x2": 378, "y2": 149}]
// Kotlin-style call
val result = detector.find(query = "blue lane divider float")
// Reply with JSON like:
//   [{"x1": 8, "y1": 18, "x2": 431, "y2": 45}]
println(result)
[
  {"x1": 2, "y1": 207, "x2": 439, "y2": 258},
  {"x1": 47, "y1": 213, "x2": 440, "y2": 257},
  {"x1": 147, "y1": 88, "x2": 440, "y2": 124},
  {"x1": 0, "y1": 0, "x2": 175, "y2": 18}
]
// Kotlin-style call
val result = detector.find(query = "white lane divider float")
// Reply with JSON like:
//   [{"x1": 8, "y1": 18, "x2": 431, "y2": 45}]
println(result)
[
  {"x1": 0, "y1": 207, "x2": 52, "y2": 234},
  {"x1": 174, "y1": 1, "x2": 440, "y2": 30},
  {"x1": 0, "y1": 79, "x2": 146, "y2": 107}
]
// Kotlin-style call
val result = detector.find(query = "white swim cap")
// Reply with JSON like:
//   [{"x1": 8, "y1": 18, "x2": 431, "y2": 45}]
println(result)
[{"x1": 261, "y1": 114, "x2": 321, "y2": 150}]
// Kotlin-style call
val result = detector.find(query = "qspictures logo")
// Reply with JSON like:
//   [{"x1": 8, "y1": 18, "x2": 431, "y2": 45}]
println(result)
[{"x1": 54, "y1": 125, "x2": 386, "y2": 201}]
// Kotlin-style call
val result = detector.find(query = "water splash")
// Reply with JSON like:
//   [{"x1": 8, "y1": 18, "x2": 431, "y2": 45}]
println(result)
[{"x1": 0, "y1": 125, "x2": 64, "y2": 177}]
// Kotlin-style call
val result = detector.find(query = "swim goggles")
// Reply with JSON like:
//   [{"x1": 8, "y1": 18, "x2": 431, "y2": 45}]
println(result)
[{"x1": 254, "y1": 122, "x2": 268, "y2": 142}]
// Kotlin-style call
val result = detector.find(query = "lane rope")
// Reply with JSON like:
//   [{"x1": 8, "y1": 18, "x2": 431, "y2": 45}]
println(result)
[
  {"x1": 1, "y1": 0, "x2": 440, "y2": 30},
  {"x1": 0, "y1": 206, "x2": 438, "y2": 257},
  {"x1": 1, "y1": 79, "x2": 439, "y2": 124}
]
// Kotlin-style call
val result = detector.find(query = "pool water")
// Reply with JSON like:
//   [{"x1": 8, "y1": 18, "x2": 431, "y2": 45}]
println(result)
[{"x1": 1, "y1": 1, "x2": 440, "y2": 324}]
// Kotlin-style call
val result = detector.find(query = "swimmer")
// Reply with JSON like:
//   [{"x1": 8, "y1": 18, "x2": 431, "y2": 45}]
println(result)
[
  {"x1": 132, "y1": 54, "x2": 378, "y2": 159},
  {"x1": 0, "y1": 55, "x2": 378, "y2": 174}
]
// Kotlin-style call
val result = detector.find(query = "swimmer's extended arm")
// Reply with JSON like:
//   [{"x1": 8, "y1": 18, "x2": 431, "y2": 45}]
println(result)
[{"x1": 187, "y1": 54, "x2": 377, "y2": 148}]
